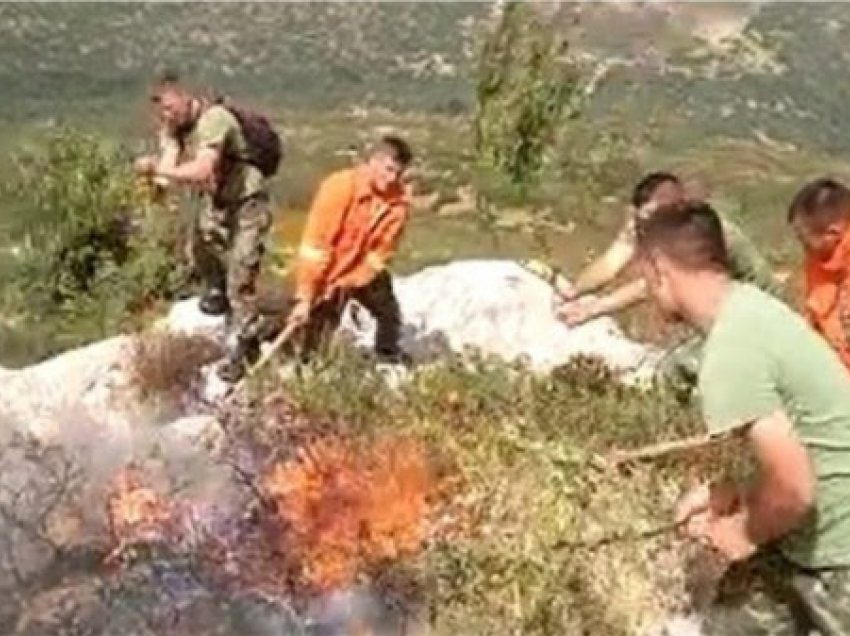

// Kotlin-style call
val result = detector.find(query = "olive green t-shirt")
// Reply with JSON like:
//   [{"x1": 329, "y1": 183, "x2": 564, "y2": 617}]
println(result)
[
  {"x1": 191, "y1": 105, "x2": 265, "y2": 203},
  {"x1": 699, "y1": 283, "x2": 850, "y2": 569},
  {"x1": 719, "y1": 215, "x2": 781, "y2": 297},
  {"x1": 623, "y1": 204, "x2": 779, "y2": 295}
]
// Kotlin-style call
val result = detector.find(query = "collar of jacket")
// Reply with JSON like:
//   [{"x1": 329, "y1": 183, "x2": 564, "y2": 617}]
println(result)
[
  {"x1": 352, "y1": 165, "x2": 406, "y2": 205},
  {"x1": 805, "y1": 224, "x2": 850, "y2": 317}
]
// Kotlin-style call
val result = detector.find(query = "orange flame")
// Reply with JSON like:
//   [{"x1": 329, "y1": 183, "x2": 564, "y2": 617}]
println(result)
[
  {"x1": 106, "y1": 467, "x2": 173, "y2": 547},
  {"x1": 262, "y1": 436, "x2": 432, "y2": 591}
]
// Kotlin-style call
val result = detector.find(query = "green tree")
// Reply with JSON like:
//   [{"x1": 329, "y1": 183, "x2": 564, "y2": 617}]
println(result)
[
  {"x1": 0, "y1": 131, "x2": 192, "y2": 363},
  {"x1": 475, "y1": 2, "x2": 581, "y2": 186}
]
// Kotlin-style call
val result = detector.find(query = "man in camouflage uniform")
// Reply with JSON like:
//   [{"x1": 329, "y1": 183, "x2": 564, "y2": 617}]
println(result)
[
  {"x1": 135, "y1": 75, "x2": 271, "y2": 382},
  {"x1": 636, "y1": 201, "x2": 850, "y2": 635},
  {"x1": 555, "y1": 172, "x2": 781, "y2": 397}
]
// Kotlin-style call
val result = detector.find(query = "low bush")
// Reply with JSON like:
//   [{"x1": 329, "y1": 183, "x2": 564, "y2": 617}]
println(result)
[
  {"x1": 126, "y1": 331, "x2": 221, "y2": 401},
  {"x1": 0, "y1": 130, "x2": 194, "y2": 364},
  {"x1": 232, "y1": 348, "x2": 744, "y2": 635}
]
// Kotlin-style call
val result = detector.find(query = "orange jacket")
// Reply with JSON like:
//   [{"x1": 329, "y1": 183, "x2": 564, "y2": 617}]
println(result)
[
  {"x1": 805, "y1": 226, "x2": 850, "y2": 371},
  {"x1": 295, "y1": 166, "x2": 409, "y2": 302}
]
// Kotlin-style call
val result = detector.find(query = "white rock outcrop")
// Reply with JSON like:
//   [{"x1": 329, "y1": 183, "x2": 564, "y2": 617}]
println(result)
[
  {"x1": 0, "y1": 259, "x2": 659, "y2": 444},
  {"x1": 341, "y1": 259, "x2": 659, "y2": 380},
  {"x1": 0, "y1": 335, "x2": 138, "y2": 444}
]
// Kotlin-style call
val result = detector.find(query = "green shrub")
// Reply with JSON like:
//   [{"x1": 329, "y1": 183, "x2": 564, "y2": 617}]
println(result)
[
  {"x1": 0, "y1": 130, "x2": 193, "y2": 364},
  {"x1": 235, "y1": 348, "x2": 741, "y2": 635},
  {"x1": 475, "y1": 2, "x2": 581, "y2": 187}
]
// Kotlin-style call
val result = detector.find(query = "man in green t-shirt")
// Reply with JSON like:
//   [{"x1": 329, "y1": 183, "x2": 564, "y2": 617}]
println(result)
[
  {"x1": 636, "y1": 201, "x2": 850, "y2": 634},
  {"x1": 134, "y1": 74, "x2": 271, "y2": 382},
  {"x1": 556, "y1": 172, "x2": 780, "y2": 394}
]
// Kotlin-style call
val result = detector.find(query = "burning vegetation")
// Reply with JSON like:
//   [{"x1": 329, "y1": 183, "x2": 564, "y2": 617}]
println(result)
[
  {"x1": 106, "y1": 466, "x2": 175, "y2": 552},
  {"x1": 262, "y1": 436, "x2": 434, "y2": 592},
  {"x1": 1, "y1": 353, "x2": 724, "y2": 636},
  {"x1": 101, "y1": 429, "x2": 444, "y2": 625}
]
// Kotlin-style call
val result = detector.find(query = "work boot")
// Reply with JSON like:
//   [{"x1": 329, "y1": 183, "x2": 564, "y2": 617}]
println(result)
[
  {"x1": 374, "y1": 348, "x2": 413, "y2": 368},
  {"x1": 216, "y1": 335, "x2": 261, "y2": 383},
  {"x1": 199, "y1": 289, "x2": 229, "y2": 316}
]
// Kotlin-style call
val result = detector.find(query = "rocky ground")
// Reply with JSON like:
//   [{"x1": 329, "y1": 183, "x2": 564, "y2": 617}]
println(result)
[{"x1": 0, "y1": 259, "x2": 705, "y2": 636}]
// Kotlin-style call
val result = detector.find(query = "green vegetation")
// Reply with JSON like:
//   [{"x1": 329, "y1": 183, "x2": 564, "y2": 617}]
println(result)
[
  {"x1": 3, "y1": 2, "x2": 850, "y2": 155},
  {"x1": 222, "y1": 349, "x2": 741, "y2": 635},
  {"x1": 475, "y1": 2, "x2": 580, "y2": 185},
  {"x1": 3, "y1": 4, "x2": 850, "y2": 633},
  {"x1": 0, "y1": 3, "x2": 481, "y2": 121},
  {"x1": 0, "y1": 132, "x2": 192, "y2": 365}
]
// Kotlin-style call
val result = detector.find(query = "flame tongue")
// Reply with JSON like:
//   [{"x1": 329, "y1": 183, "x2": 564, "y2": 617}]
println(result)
[
  {"x1": 262, "y1": 436, "x2": 432, "y2": 592},
  {"x1": 107, "y1": 467, "x2": 174, "y2": 548},
  {"x1": 102, "y1": 434, "x2": 439, "y2": 619}
]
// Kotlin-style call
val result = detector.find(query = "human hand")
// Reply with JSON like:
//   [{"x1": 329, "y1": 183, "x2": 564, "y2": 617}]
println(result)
[
  {"x1": 133, "y1": 155, "x2": 158, "y2": 177},
  {"x1": 674, "y1": 482, "x2": 712, "y2": 529},
  {"x1": 286, "y1": 298, "x2": 311, "y2": 328},
  {"x1": 555, "y1": 298, "x2": 601, "y2": 327},
  {"x1": 555, "y1": 281, "x2": 580, "y2": 302},
  {"x1": 704, "y1": 511, "x2": 757, "y2": 562}
]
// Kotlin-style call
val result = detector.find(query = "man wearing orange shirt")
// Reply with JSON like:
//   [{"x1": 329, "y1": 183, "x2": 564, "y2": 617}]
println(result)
[
  {"x1": 287, "y1": 135, "x2": 413, "y2": 363},
  {"x1": 788, "y1": 177, "x2": 850, "y2": 372}
]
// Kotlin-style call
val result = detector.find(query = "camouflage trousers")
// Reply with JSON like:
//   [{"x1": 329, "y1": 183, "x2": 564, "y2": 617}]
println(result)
[
  {"x1": 192, "y1": 194, "x2": 271, "y2": 339},
  {"x1": 701, "y1": 552, "x2": 850, "y2": 636},
  {"x1": 303, "y1": 270, "x2": 402, "y2": 360},
  {"x1": 656, "y1": 333, "x2": 704, "y2": 400}
]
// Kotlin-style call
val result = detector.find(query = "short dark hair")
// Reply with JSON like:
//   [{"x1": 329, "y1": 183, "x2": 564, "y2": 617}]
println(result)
[
  {"x1": 631, "y1": 172, "x2": 681, "y2": 208},
  {"x1": 787, "y1": 178, "x2": 850, "y2": 229},
  {"x1": 636, "y1": 200, "x2": 730, "y2": 273},
  {"x1": 371, "y1": 135, "x2": 413, "y2": 168},
  {"x1": 150, "y1": 70, "x2": 184, "y2": 102}
]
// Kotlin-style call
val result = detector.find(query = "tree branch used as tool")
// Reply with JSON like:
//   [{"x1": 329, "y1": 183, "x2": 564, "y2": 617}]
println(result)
[
  {"x1": 519, "y1": 258, "x2": 574, "y2": 301},
  {"x1": 609, "y1": 431, "x2": 739, "y2": 466},
  {"x1": 551, "y1": 519, "x2": 685, "y2": 552},
  {"x1": 223, "y1": 320, "x2": 302, "y2": 402}
]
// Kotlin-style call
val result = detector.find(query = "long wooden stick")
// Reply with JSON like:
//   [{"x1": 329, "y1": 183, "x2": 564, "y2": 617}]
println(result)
[
  {"x1": 550, "y1": 519, "x2": 684, "y2": 552},
  {"x1": 223, "y1": 320, "x2": 302, "y2": 401},
  {"x1": 518, "y1": 258, "x2": 575, "y2": 301},
  {"x1": 608, "y1": 434, "x2": 721, "y2": 466}
]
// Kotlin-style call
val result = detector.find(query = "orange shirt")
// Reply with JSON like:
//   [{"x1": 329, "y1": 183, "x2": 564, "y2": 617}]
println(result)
[
  {"x1": 295, "y1": 166, "x2": 409, "y2": 302},
  {"x1": 805, "y1": 227, "x2": 850, "y2": 371}
]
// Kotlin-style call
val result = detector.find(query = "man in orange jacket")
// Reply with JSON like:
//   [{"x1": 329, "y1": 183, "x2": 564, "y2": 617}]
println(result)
[
  {"x1": 286, "y1": 135, "x2": 413, "y2": 363},
  {"x1": 788, "y1": 177, "x2": 850, "y2": 372}
]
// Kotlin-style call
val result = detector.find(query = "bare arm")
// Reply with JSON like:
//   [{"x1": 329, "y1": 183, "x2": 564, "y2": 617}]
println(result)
[
  {"x1": 589, "y1": 278, "x2": 647, "y2": 316},
  {"x1": 675, "y1": 411, "x2": 815, "y2": 560},
  {"x1": 738, "y1": 410, "x2": 815, "y2": 544},
  {"x1": 155, "y1": 147, "x2": 219, "y2": 186},
  {"x1": 572, "y1": 230, "x2": 636, "y2": 296},
  {"x1": 557, "y1": 278, "x2": 647, "y2": 327}
]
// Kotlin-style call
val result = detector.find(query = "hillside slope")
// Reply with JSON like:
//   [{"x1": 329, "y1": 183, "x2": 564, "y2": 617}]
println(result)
[
  {"x1": 564, "y1": 1, "x2": 850, "y2": 154},
  {"x1": 0, "y1": 2, "x2": 484, "y2": 117},
  {"x1": 3, "y1": 2, "x2": 850, "y2": 156}
]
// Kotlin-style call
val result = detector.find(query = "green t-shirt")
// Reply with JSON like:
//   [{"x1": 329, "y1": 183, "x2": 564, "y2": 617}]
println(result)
[
  {"x1": 699, "y1": 283, "x2": 850, "y2": 569},
  {"x1": 191, "y1": 105, "x2": 265, "y2": 203}
]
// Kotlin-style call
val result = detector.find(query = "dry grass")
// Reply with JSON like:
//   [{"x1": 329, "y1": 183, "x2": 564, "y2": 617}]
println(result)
[
  {"x1": 223, "y1": 348, "x2": 748, "y2": 635},
  {"x1": 126, "y1": 331, "x2": 221, "y2": 401}
]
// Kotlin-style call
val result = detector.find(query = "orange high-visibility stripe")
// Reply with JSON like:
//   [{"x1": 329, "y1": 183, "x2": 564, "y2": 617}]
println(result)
[{"x1": 805, "y1": 226, "x2": 850, "y2": 372}]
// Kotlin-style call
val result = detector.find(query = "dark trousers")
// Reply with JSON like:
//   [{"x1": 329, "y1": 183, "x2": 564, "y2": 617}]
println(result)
[
  {"x1": 257, "y1": 271, "x2": 403, "y2": 361},
  {"x1": 302, "y1": 270, "x2": 402, "y2": 360}
]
